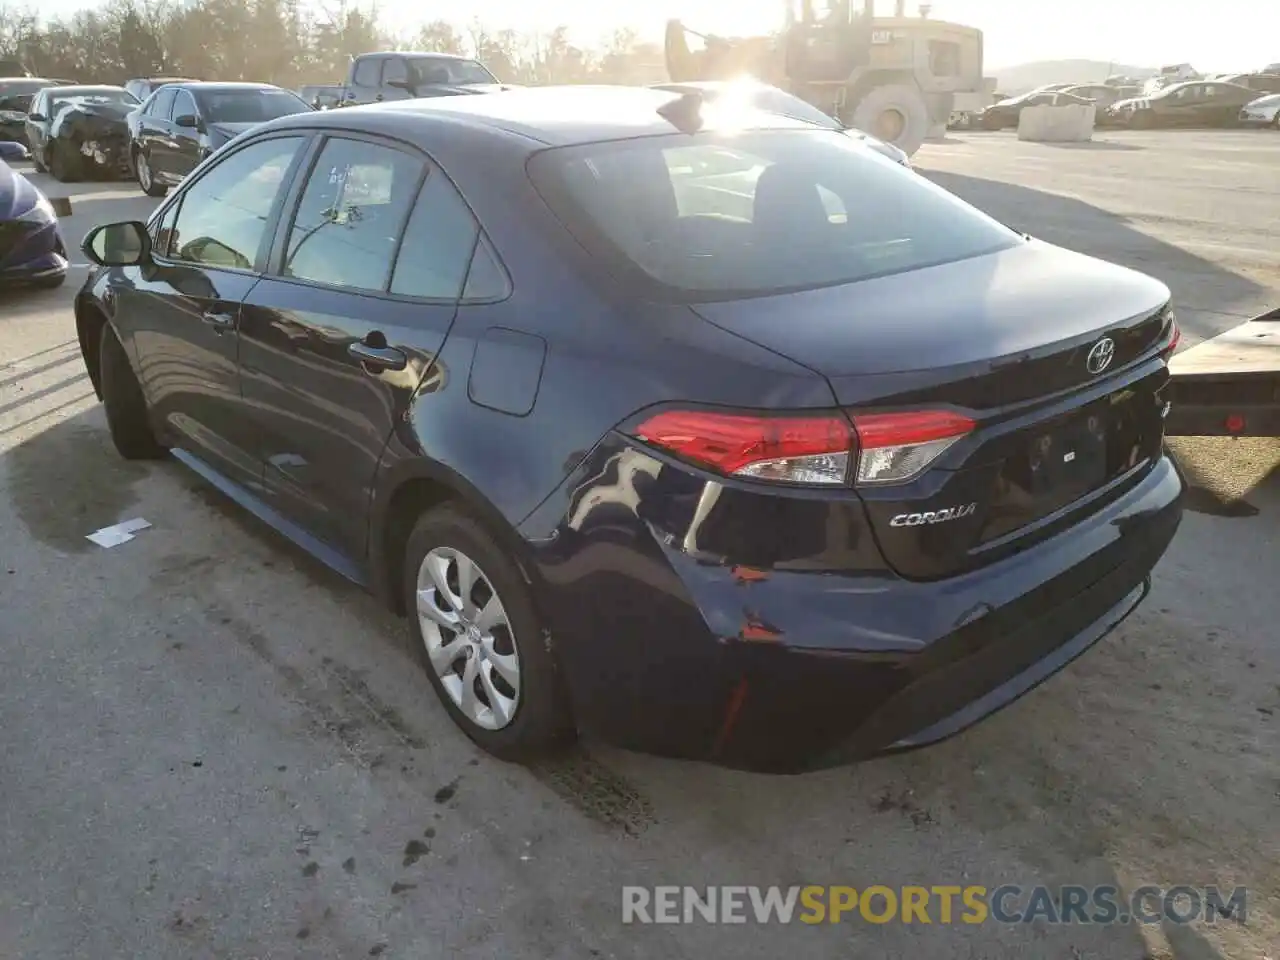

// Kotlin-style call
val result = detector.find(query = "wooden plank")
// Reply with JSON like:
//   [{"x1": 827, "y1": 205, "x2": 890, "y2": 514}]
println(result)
[{"x1": 1170, "y1": 318, "x2": 1280, "y2": 379}]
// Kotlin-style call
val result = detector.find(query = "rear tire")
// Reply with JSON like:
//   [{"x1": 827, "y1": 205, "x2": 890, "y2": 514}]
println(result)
[
  {"x1": 99, "y1": 324, "x2": 166, "y2": 460},
  {"x1": 135, "y1": 150, "x2": 167, "y2": 197},
  {"x1": 849, "y1": 84, "x2": 930, "y2": 157},
  {"x1": 403, "y1": 504, "x2": 574, "y2": 762}
]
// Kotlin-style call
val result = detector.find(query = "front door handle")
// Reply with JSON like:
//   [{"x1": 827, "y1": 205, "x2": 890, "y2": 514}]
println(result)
[
  {"x1": 201, "y1": 309, "x2": 236, "y2": 331},
  {"x1": 349, "y1": 341, "x2": 406, "y2": 371}
]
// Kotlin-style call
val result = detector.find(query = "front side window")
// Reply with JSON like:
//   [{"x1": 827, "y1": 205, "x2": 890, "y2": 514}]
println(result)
[
  {"x1": 282, "y1": 138, "x2": 424, "y2": 292},
  {"x1": 529, "y1": 129, "x2": 1021, "y2": 299},
  {"x1": 172, "y1": 90, "x2": 197, "y2": 121},
  {"x1": 352, "y1": 58, "x2": 380, "y2": 87},
  {"x1": 152, "y1": 87, "x2": 177, "y2": 119},
  {"x1": 382, "y1": 58, "x2": 409, "y2": 85},
  {"x1": 167, "y1": 136, "x2": 304, "y2": 270}
]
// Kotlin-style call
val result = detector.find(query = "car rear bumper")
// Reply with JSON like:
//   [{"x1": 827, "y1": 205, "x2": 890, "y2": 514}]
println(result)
[{"x1": 525, "y1": 439, "x2": 1184, "y2": 773}]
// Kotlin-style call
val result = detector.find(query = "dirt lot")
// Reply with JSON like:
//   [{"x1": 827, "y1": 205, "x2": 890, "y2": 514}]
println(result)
[{"x1": 0, "y1": 130, "x2": 1277, "y2": 959}]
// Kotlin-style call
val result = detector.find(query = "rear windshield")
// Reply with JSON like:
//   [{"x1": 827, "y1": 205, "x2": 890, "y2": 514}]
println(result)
[
  {"x1": 528, "y1": 129, "x2": 1021, "y2": 300},
  {"x1": 197, "y1": 89, "x2": 311, "y2": 123},
  {"x1": 407, "y1": 56, "x2": 496, "y2": 86}
]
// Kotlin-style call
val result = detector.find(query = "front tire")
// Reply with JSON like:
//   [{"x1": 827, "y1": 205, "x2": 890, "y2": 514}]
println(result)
[
  {"x1": 403, "y1": 504, "x2": 574, "y2": 761},
  {"x1": 99, "y1": 324, "x2": 166, "y2": 460},
  {"x1": 135, "y1": 150, "x2": 167, "y2": 197},
  {"x1": 849, "y1": 84, "x2": 930, "y2": 157}
]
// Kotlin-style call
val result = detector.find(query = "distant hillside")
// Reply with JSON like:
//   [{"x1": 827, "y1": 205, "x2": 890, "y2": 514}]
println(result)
[{"x1": 992, "y1": 59, "x2": 1156, "y2": 95}]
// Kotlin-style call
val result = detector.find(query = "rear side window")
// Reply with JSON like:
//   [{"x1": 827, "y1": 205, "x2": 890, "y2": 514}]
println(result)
[
  {"x1": 352, "y1": 58, "x2": 380, "y2": 87},
  {"x1": 528, "y1": 129, "x2": 1021, "y2": 300},
  {"x1": 389, "y1": 173, "x2": 480, "y2": 300},
  {"x1": 282, "y1": 137, "x2": 424, "y2": 292}
]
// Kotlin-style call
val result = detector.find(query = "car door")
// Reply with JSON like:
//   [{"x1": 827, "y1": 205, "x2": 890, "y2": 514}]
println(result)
[
  {"x1": 237, "y1": 133, "x2": 487, "y2": 557},
  {"x1": 122, "y1": 133, "x2": 311, "y2": 486},
  {"x1": 169, "y1": 88, "x2": 204, "y2": 179},
  {"x1": 1171, "y1": 85, "x2": 1206, "y2": 125},
  {"x1": 141, "y1": 86, "x2": 177, "y2": 175}
]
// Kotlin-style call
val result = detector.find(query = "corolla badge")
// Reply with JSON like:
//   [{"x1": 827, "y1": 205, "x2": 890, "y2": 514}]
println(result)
[
  {"x1": 1086, "y1": 337, "x2": 1116, "y2": 375},
  {"x1": 890, "y1": 503, "x2": 978, "y2": 527}
]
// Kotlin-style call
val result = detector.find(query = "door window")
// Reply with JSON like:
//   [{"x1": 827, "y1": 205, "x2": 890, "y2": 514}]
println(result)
[
  {"x1": 167, "y1": 136, "x2": 305, "y2": 270},
  {"x1": 282, "y1": 137, "x2": 424, "y2": 292},
  {"x1": 172, "y1": 89, "x2": 198, "y2": 123},
  {"x1": 352, "y1": 57, "x2": 381, "y2": 87},
  {"x1": 152, "y1": 87, "x2": 177, "y2": 119},
  {"x1": 389, "y1": 172, "x2": 482, "y2": 300},
  {"x1": 382, "y1": 57, "x2": 409, "y2": 86}
]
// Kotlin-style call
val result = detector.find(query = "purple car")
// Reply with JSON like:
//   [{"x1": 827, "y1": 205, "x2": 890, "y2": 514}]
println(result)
[{"x1": 0, "y1": 141, "x2": 67, "y2": 288}]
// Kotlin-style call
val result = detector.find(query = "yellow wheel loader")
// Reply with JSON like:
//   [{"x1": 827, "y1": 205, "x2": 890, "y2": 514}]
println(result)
[{"x1": 664, "y1": 0, "x2": 996, "y2": 156}]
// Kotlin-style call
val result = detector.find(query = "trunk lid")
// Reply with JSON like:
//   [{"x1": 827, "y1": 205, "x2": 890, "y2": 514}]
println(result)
[{"x1": 691, "y1": 241, "x2": 1174, "y2": 580}]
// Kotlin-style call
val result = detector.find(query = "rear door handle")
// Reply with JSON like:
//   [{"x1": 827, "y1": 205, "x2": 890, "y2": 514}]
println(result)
[
  {"x1": 349, "y1": 341, "x2": 406, "y2": 371},
  {"x1": 201, "y1": 309, "x2": 236, "y2": 331}
]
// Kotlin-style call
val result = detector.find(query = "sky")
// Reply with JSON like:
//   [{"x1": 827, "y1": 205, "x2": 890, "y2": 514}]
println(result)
[{"x1": 29, "y1": 0, "x2": 1280, "y2": 73}]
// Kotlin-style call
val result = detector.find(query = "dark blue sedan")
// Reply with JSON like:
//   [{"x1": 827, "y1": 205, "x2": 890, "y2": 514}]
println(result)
[
  {"x1": 0, "y1": 141, "x2": 68, "y2": 287},
  {"x1": 74, "y1": 87, "x2": 1183, "y2": 772}
]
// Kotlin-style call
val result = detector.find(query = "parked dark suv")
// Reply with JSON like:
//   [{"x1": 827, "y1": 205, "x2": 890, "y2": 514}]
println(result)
[{"x1": 76, "y1": 88, "x2": 1184, "y2": 773}]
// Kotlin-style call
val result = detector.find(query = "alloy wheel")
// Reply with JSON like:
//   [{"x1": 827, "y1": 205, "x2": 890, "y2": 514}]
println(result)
[
  {"x1": 416, "y1": 546, "x2": 521, "y2": 730},
  {"x1": 137, "y1": 153, "x2": 152, "y2": 191}
]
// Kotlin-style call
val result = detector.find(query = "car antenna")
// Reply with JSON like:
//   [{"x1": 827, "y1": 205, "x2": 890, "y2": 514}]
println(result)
[{"x1": 657, "y1": 90, "x2": 705, "y2": 134}]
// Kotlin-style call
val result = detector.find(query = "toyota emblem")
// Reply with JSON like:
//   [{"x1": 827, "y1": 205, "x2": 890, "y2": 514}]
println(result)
[{"x1": 1086, "y1": 337, "x2": 1115, "y2": 375}]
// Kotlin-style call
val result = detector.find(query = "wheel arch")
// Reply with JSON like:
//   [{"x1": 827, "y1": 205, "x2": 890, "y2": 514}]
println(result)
[
  {"x1": 369, "y1": 457, "x2": 544, "y2": 618},
  {"x1": 74, "y1": 296, "x2": 107, "y2": 400},
  {"x1": 843, "y1": 68, "x2": 920, "y2": 106}
]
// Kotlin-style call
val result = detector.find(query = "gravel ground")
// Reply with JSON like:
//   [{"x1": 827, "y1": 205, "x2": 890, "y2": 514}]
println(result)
[{"x1": 0, "y1": 132, "x2": 1276, "y2": 959}]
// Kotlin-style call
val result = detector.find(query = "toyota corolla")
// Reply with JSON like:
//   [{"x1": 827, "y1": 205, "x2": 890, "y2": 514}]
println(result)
[{"x1": 74, "y1": 86, "x2": 1183, "y2": 773}]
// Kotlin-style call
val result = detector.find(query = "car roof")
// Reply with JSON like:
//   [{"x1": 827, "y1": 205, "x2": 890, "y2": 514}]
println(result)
[
  {"x1": 362, "y1": 51, "x2": 474, "y2": 61},
  {"x1": 269, "y1": 84, "x2": 811, "y2": 148},
  {"x1": 49, "y1": 85, "x2": 128, "y2": 94},
  {"x1": 157, "y1": 81, "x2": 283, "y2": 92}
]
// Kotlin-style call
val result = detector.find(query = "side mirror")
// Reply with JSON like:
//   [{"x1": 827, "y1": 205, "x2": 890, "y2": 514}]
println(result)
[
  {"x1": 174, "y1": 114, "x2": 200, "y2": 130},
  {"x1": 0, "y1": 141, "x2": 27, "y2": 161},
  {"x1": 82, "y1": 221, "x2": 151, "y2": 267},
  {"x1": 27, "y1": 112, "x2": 46, "y2": 122}
]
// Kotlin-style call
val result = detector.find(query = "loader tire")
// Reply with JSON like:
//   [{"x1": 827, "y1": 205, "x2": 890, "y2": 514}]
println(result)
[{"x1": 849, "y1": 84, "x2": 931, "y2": 158}]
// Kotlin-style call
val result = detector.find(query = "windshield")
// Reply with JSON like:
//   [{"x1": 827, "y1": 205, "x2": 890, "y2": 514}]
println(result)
[
  {"x1": 407, "y1": 57, "x2": 496, "y2": 86},
  {"x1": 197, "y1": 89, "x2": 311, "y2": 123},
  {"x1": 529, "y1": 129, "x2": 1021, "y2": 299}
]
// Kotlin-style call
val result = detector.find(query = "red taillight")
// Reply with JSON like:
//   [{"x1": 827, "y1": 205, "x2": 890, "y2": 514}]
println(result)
[
  {"x1": 630, "y1": 409, "x2": 852, "y2": 485},
  {"x1": 1225, "y1": 413, "x2": 1246, "y2": 434},
  {"x1": 850, "y1": 410, "x2": 975, "y2": 485},
  {"x1": 1160, "y1": 313, "x2": 1181, "y2": 359}
]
